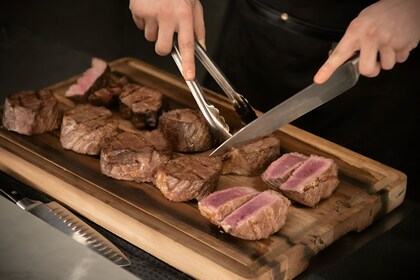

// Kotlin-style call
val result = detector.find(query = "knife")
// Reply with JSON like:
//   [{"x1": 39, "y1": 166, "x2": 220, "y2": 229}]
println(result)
[
  {"x1": 210, "y1": 55, "x2": 359, "y2": 156},
  {"x1": 0, "y1": 172, "x2": 131, "y2": 267}
]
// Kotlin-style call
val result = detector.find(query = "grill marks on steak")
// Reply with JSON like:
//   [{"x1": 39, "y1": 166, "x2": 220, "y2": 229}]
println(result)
[
  {"x1": 154, "y1": 156, "x2": 222, "y2": 202},
  {"x1": 65, "y1": 57, "x2": 111, "y2": 103},
  {"x1": 221, "y1": 134, "x2": 281, "y2": 176},
  {"x1": 198, "y1": 186, "x2": 259, "y2": 225},
  {"x1": 100, "y1": 130, "x2": 172, "y2": 183},
  {"x1": 2, "y1": 89, "x2": 61, "y2": 135},
  {"x1": 262, "y1": 153, "x2": 340, "y2": 207},
  {"x1": 119, "y1": 84, "x2": 165, "y2": 129},
  {"x1": 60, "y1": 104, "x2": 118, "y2": 155},
  {"x1": 220, "y1": 190, "x2": 290, "y2": 240},
  {"x1": 158, "y1": 108, "x2": 215, "y2": 152}
]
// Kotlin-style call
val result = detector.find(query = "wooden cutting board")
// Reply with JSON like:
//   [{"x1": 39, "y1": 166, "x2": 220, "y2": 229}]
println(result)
[{"x1": 0, "y1": 57, "x2": 407, "y2": 280}]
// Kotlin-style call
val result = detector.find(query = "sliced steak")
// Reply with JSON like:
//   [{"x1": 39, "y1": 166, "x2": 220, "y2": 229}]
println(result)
[
  {"x1": 65, "y1": 57, "x2": 111, "y2": 103},
  {"x1": 2, "y1": 89, "x2": 61, "y2": 135},
  {"x1": 100, "y1": 130, "x2": 172, "y2": 183},
  {"x1": 220, "y1": 190, "x2": 290, "y2": 240},
  {"x1": 198, "y1": 186, "x2": 259, "y2": 225},
  {"x1": 221, "y1": 134, "x2": 281, "y2": 176},
  {"x1": 60, "y1": 104, "x2": 118, "y2": 155},
  {"x1": 88, "y1": 76, "x2": 130, "y2": 108},
  {"x1": 262, "y1": 152, "x2": 308, "y2": 190},
  {"x1": 119, "y1": 84, "x2": 165, "y2": 129},
  {"x1": 158, "y1": 108, "x2": 215, "y2": 152},
  {"x1": 280, "y1": 155, "x2": 340, "y2": 207},
  {"x1": 154, "y1": 155, "x2": 222, "y2": 202}
]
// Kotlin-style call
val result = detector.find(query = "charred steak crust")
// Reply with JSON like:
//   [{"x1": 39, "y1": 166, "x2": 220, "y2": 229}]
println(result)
[
  {"x1": 158, "y1": 108, "x2": 215, "y2": 152},
  {"x1": 100, "y1": 130, "x2": 172, "y2": 183},
  {"x1": 2, "y1": 89, "x2": 62, "y2": 135},
  {"x1": 220, "y1": 190, "x2": 291, "y2": 240},
  {"x1": 221, "y1": 134, "x2": 281, "y2": 176},
  {"x1": 279, "y1": 155, "x2": 340, "y2": 207},
  {"x1": 65, "y1": 57, "x2": 111, "y2": 103},
  {"x1": 119, "y1": 84, "x2": 166, "y2": 129},
  {"x1": 198, "y1": 186, "x2": 260, "y2": 225},
  {"x1": 60, "y1": 104, "x2": 118, "y2": 155},
  {"x1": 154, "y1": 155, "x2": 222, "y2": 202}
]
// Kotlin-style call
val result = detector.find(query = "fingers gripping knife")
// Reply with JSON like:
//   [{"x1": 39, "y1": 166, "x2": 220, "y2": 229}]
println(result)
[{"x1": 171, "y1": 38, "x2": 258, "y2": 143}]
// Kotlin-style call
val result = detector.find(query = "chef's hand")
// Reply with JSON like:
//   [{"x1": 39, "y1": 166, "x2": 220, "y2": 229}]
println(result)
[
  {"x1": 314, "y1": 0, "x2": 420, "y2": 84},
  {"x1": 129, "y1": 0, "x2": 205, "y2": 80}
]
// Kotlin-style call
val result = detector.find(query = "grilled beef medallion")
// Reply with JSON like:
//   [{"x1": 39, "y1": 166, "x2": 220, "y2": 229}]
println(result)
[
  {"x1": 88, "y1": 76, "x2": 130, "y2": 108},
  {"x1": 279, "y1": 155, "x2": 340, "y2": 207},
  {"x1": 158, "y1": 108, "x2": 215, "y2": 152},
  {"x1": 65, "y1": 57, "x2": 111, "y2": 103},
  {"x1": 60, "y1": 104, "x2": 118, "y2": 155},
  {"x1": 198, "y1": 186, "x2": 259, "y2": 225},
  {"x1": 220, "y1": 190, "x2": 290, "y2": 240},
  {"x1": 154, "y1": 155, "x2": 222, "y2": 202},
  {"x1": 2, "y1": 89, "x2": 61, "y2": 135},
  {"x1": 100, "y1": 130, "x2": 172, "y2": 183},
  {"x1": 262, "y1": 152, "x2": 308, "y2": 189},
  {"x1": 119, "y1": 84, "x2": 165, "y2": 129},
  {"x1": 221, "y1": 134, "x2": 281, "y2": 176}
]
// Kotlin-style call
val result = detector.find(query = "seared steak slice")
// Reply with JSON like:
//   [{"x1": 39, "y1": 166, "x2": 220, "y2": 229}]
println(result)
[
  {"x1": 198, "y1": 186, "x2": 259, "y2": 225},
  {"x1": 280, "y1": 155, "x2": 340, "y2": 207},
  {"x1": 65, "y1": 57, "x2": 111, "y2": 103},
  {"x1": 100, "y1": 130, "x2": 172, "y2": 183},
  {"x1": 262, "y1": 152, "x2": 308, "y2": 190},
  {"x1": 60, "y1": 104, "x2": 118, "y2": 155},
  {"x1": 220, "y1": 190, "x2": 290, "y2": 240},
  {"x1": 158, "y1": 108, "x2": 214, "y2": 152},
  {"x1": 88, "y1": 76, "x2": 131, "y2": 108},
  {"x1": 2, "y1": 89, "x2": 61, "y2": 135},
  {"x1": 221, "y1": 134, "x2": 281, "y2": 176},
  {"x1": 119, "y1": 84, "x2": 165, "y2": 129},
  {"x1": 154, "y1": 156, "x2": 222, "y2": 202}
]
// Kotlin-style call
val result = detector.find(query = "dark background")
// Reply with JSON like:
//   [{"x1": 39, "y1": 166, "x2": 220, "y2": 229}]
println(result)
[{"x1": 1, "y1": 1, "x2": 419, "y2": 279}]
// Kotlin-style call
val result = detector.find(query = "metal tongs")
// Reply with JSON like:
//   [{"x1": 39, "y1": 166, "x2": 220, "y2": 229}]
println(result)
[{"x1": 171, "y1": 38, "x2": 258, "y2": 143}]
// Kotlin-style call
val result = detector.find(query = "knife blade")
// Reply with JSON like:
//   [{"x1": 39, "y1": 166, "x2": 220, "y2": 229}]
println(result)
[
  {"x1": 210, "y1": 56, "x2": 359, "y2": 156},
  {"x1": 0, "y1": 172, "x2": 131, "y2": 267}
]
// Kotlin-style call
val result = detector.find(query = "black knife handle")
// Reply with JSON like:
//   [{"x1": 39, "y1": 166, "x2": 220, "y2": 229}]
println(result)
[{"x1": 0, "y1": 172, "x2": 28, "y2": 204}]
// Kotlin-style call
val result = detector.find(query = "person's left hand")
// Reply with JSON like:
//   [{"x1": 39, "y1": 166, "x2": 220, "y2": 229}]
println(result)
[{"x1": 314, "y1": 0, "x2": 420, "y2": 84}]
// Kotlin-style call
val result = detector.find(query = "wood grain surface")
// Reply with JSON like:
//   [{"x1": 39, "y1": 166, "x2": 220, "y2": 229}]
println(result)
[{"x1": 0, "y1": 57, "x2": 407, "y2": 280}]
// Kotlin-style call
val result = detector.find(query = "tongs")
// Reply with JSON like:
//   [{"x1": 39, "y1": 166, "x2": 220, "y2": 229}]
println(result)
[{"x1": 171, "y1": 38, "x2": 258, "y2": 143}]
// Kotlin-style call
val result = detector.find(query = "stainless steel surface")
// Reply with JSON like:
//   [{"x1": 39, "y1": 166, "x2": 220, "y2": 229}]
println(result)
[
  {"x1": 210, "y1": 56, "x2": 360, "y2": 156},
  {"x1": 194, "y1": 39, "x2": 258, "y2": 124},
  {"x1": 0, "y1": 177, "x2": 131, "y2": 267},
  {"x1": 0, "y1": 196, "x2": 139, "y2": 280},
  {"x1": 171, "y1": 42, "x2": 232, "y2": 143}
]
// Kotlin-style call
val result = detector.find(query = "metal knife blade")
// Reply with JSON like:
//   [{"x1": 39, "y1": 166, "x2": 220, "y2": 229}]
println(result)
[
  {"x1": 210, "y1": 56, "x2": 359, "y2": 156},
  {"x1": 0, "y1": 173, "x2": 131, "y2": 267}
]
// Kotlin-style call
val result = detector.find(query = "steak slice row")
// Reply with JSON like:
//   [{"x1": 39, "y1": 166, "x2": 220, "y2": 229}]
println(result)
[
  {"x1": 60, "y1": 104, "x2": 118, "y2": 155},
  {"x1": 154, "y1": 155, "x2": 222, "y2": 202},
  {"x1": 100, "y1": 130, "x2": 172, "y2": 183},
  {"x1": 2, "y1": 89, "x2": 62, "y2": 135}
]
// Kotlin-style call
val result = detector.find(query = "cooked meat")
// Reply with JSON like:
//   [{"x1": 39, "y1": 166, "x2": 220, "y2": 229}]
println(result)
[
  {"x1": 119, "y1": 84, "x2": 165, "y2": 129},
  {"x1": 2, "y1": 89, "x2": 61, "y2": 135},
  {"x1": 262, "y1": 152, "x2": 308, "y2": 190},
  {"x1": 158, "y1": 108, "x2": 215, "y2": 152},
  {"x1": 100, "y1": 130, "x2": 172, "y2": 183},
  {"x1": 154, "y1": 155, "x2": 222, "y2": 202},
  {"x1": 65, "y1": 57, "x2": 111, "y2": 103},
  {"x1": 280, "y1": 155, "x2": 340, "y2": 207},
  {"x1": 220, "y1": 190, "x2": 290, "y2": 240},
  {"x1": 221, "y1": 134, "x2": 281, "y2": 176},
  {"x1": 198, "y1": 186, "x2": 259, "y2": 225},
  {"x1": 60, "y1": 104, "x2": 118, "y2": 155},
  {"x1": 88, "y1": 88, "x2": 115, "y2": 107}
]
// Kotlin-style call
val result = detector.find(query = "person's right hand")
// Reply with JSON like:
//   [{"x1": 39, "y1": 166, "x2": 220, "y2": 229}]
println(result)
[{"x1": 129, "y1": 0, "x2": 205, "y2": 81}]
